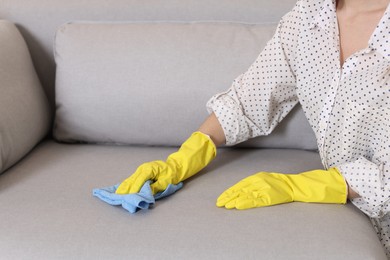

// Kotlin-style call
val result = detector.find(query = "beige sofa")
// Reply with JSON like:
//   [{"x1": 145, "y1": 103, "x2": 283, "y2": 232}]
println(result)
[{"x1": 0, "y1": 0, "x2": 387, "y2": 259}]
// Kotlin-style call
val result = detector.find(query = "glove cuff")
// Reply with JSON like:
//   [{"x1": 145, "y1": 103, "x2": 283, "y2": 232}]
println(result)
[
  {"x1": 167, "y1": 131, "x2": 217, "y2": 183},
  {"x1": 291, "y1": 168, "x2": 348, "y2": 204}
]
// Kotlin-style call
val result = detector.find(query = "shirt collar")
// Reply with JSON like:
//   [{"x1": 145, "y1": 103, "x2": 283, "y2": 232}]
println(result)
[
  {"x1": 308, "y1": 0, "x2": 338, "y2": 36},
  {"x1": 368, "y1": 3, "x2": 390, "y2": 61},
  {"x1": 309, "y1": 1, "x2": 390, "y2": 61}
]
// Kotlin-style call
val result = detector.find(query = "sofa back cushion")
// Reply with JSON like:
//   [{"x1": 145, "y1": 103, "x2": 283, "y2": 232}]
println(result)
[
  {"x1": 0, "y1": 20, "x2": 51, "y2": 174},
  {"x1": 54, "y1": 22, "x2": 317, "y2": 149},
  {"x1": 0, "y1": 0, "x2": 298, "y2": 107}
]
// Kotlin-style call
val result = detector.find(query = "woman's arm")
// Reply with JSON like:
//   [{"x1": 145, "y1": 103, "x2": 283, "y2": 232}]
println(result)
[
  {"x1": 198, "y1": 112, "x2": 226, "y2": 147},
  {"x1": 347, "y1": 183, "x2": 360, "y2": 199}
]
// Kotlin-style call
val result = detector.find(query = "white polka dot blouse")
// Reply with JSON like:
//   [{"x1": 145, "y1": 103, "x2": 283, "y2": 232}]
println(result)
[{"x1": 207, "y1": 0, "x2": 390, "y2": 256}]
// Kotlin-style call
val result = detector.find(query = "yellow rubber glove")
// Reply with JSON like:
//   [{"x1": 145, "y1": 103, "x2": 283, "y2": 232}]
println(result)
[
  {"x1": 115, "y1": 132, "x2": 216, "y2": 195},
  {"x1": 217, "y1": 168, "x2": 347, "y2": 210}
]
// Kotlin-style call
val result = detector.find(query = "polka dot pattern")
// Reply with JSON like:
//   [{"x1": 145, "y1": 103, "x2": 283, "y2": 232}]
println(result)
[{"x1": 206, "y1": 0, "x2": 390, "y2": 256}]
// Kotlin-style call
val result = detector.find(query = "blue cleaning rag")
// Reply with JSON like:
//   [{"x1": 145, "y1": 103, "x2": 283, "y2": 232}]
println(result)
[{"x1": 93, "y1": 181, "x2": 183, "y2": 213}]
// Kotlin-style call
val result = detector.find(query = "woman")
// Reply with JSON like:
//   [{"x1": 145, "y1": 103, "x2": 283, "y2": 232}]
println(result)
[{"x1": 116, "y1": 0, "x2": 390, "y2": 256}]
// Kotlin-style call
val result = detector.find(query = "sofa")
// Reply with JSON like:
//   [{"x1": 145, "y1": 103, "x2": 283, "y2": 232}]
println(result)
[{"x1": 0, "y1": 0, "x2": 387, "y2": 259}]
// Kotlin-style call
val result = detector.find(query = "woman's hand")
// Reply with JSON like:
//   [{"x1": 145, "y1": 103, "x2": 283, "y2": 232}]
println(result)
[
  {"x1": 347, "y1": 184, "x2": 360, "y2": 199},
  {"x1": 217, "y1": 168, "x2": 348, "y2": 210},
  {"x1": 115, "y1": 131, "x2": 216, "y2": 195}
]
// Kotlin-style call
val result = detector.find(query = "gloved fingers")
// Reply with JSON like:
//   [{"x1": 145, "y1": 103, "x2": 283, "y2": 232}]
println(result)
[
  {"x1": 115, "y1": 163, "x2": 159, "y2": 194},
  {"x1": 217, "y1": 178, "x2": 272, "y2": 209},
  {"x1": 216, "y1": 187, "x2": 242, "y2": 207},
  {"x1": 128, "y1": 174, "x2": 153, "y2": 194},
  {"x1": 225, "y1": 196, "x2": 250, "y2": 209},
  {"x1": 234, "y1": 194, "x2": 267, "y2": 209},
  {"x1": 216, "y1": 176, "x2": 259, "y2": 207},
  {"x1": 116, "y1": 177, "x2": 149, "y2": 195},
  {"x1": 218, "y1": 189, "x2": 261, "y2": 209},
  {"x1": 221, "y1": 190, "x2": 273, "y2": 209},
  {"x1": 150, "y1": 174, "x2": 174, "y2": 195},
  {"x1": 115, "y1": 178, "x2": 133, "y2": 194},
  {"x1": 224, "y1": 199, "x2": 237, "y2": 209}
]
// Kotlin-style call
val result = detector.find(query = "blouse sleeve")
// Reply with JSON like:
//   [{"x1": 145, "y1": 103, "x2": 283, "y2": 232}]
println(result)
[
  {"x1": 338, "y1": 156, "x2": 390, "y2": 219},
  {"x1": 206, "y1": 2, "x2": 302, "y2": 146}
]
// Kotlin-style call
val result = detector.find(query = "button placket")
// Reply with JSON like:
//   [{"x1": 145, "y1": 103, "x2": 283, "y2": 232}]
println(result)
[{"x1": 318, "y1": 69, "x2": 341, "y2": 168}]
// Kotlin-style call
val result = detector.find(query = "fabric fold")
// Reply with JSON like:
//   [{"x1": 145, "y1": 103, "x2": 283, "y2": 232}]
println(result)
[{"x1": 93, "y1": 181, "x2": 183, "y2": 213}]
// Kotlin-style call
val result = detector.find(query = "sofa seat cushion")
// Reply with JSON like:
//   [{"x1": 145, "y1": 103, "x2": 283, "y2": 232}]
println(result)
[{"x1": 0, "y1": 140, "x2": 386, "y2": 259}]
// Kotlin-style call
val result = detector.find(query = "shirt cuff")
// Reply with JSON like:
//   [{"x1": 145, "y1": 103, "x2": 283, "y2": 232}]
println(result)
[
  {"x1": 206, "y1": 87, "x2": 250, "y2": 146},
  {"x1": 337, "y1": 157, "x2": 390, "y2": 218}
]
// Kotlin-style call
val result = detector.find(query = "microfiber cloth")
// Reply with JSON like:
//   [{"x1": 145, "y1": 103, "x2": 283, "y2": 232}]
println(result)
[{"x1": 93, "y1": 181, "x2": 183, "y2": 213}]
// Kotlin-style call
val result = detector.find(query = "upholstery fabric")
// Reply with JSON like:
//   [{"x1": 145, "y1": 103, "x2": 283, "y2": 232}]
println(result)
[
  {"x1": 54, "y1": 21, "x2": 317, "y2": 149},
  {"x1": 0, "y1": 0, "x2": 298, "y2": 104},
  {"x1": 0, "y1": 141, "x2": 385, "y2": 259},
  {"x1": 0, "y1": 1, "x2": 386, "y2": 258},
  {"x1": 0, "y1": 20, "x2": 50, "y2": 174}
]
